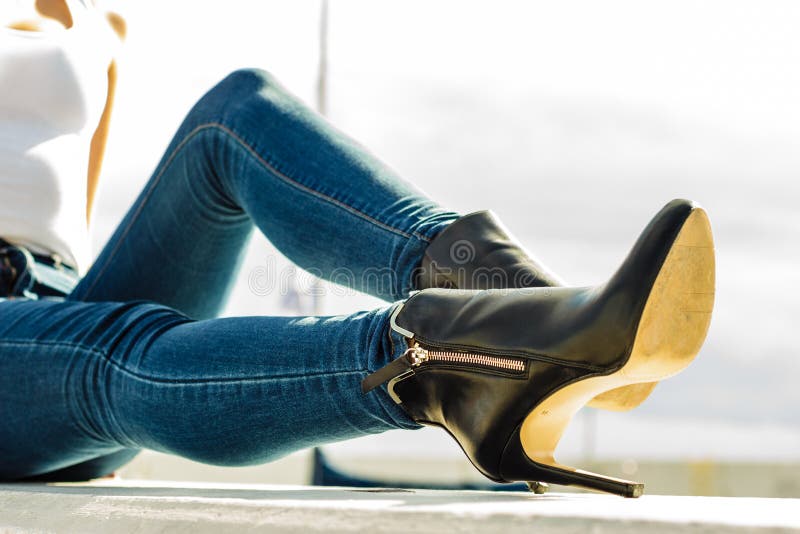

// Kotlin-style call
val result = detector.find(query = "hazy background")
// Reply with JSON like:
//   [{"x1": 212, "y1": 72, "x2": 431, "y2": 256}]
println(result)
[{"x1": 89, "y1": 0, "x2": 799, "y2": 478}]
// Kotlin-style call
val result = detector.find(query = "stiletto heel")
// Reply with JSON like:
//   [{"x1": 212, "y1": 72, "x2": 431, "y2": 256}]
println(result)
[
  {"x1": 363, "y1": 199, "x2": 715, "y2": 498},
  {"x1": 500, "y1": 427, "x2": 644, "y2": 498}
]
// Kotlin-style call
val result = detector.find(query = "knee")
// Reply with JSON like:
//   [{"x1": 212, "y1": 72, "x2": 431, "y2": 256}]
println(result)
[
  {"x1": 181, "y1": 68, "x2": 295, "y2": 137},
  {"x1": 218, "y1": 68, "x2": 280, "y2": 92},
  {"x1": 195, "y1": 68, "x2": 286, "y2": 120}
]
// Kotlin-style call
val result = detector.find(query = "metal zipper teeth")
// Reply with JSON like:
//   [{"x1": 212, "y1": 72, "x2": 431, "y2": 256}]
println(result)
[{"x1": 410, "y1": 343, "x2": 525, "y2": 372}]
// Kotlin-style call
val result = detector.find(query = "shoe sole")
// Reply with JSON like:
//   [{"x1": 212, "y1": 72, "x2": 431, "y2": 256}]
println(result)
[
  {"x1": 517, "y1": 206, "x2": 715, "y2": 485},
  {"x1": 587, "y1": 380, "x2": 659, "y2": 411}
]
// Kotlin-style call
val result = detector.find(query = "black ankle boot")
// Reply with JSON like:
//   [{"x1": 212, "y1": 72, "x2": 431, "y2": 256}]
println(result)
[
  {"x1": 364, "y1": 199, "x2": 715, "y2": 497},
  {"x1": 416, "y1": 208, "x2": 664, "y2": 412},
  {"x1": 415, "y1": 210, "x2": 565, "y2": 290}
]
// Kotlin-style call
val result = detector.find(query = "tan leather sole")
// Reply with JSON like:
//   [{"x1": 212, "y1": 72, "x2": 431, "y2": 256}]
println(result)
[
  {"x1": 518, "y1": 207, "x2": 715, "y2": 479},
  {"x1": 587, "y1": 380, "x2": 658, "y2": 411}
]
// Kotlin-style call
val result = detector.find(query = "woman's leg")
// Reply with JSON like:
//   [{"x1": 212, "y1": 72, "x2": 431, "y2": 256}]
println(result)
[
  {"x1": 0, "y1": 298, "x2": 413, "y2": 480},
  {"x1": 70, "y1": 68, "x2": 459, "y2": 318},
  {"x1": 56, "y1": 68, "x2": 455, "y2": 478}
]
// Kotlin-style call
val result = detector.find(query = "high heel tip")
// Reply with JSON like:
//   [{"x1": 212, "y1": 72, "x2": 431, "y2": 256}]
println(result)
[
  {"x1": 579, "y1": 474, "x2": 645, "y2": 498},
  {"x1": 526, "y1": 481, "x2": 550, "y2": 494},
  {"x1": 623, "y1": 483, "x2": 645, "y2": 499}
]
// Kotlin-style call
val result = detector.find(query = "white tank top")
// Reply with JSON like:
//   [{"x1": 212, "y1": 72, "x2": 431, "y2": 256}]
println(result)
[{"x1": 0, "y1": 0, "x2": 118, "y2": 274}]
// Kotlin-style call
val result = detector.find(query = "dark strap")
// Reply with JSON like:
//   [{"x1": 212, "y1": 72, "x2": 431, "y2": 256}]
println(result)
[{"x1": 361, "y1": 353, "x2": 413, "y2": 394}]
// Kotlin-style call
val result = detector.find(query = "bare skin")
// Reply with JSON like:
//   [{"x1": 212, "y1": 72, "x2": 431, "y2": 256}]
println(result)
[{"x1": 5, "y1": 0, "x2": 126, "y2": 224}]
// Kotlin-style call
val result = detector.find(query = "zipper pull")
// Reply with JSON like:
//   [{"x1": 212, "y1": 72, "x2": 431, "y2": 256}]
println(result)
[
  {"x1": 361, "y1": 343, "x2": 428, "y2": 394},
  {"x1": 406, "y1": 342, "x2": 429, "y2": 367}
]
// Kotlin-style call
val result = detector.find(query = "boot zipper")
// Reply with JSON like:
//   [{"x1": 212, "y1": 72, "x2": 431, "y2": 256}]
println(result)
[
  {"x1": 406, "y1": 342, "x2": 526, "y2": 372},
  {"x1": 361, "y1": 341, "x2": 526, "y2": 401}
]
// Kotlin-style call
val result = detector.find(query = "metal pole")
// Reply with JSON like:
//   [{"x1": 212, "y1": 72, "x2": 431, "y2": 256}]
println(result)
[
  {"x1": 316, "y1": 0, "x2": 329, "y2": 116},
  {"x1": 311, "y1": 0, "x2": 329, "y2": 316}
]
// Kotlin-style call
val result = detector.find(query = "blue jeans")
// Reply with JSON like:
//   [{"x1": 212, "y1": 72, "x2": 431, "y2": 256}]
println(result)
[{"x1": 0, "y1": 69, "x2": 459, "y2": 481}]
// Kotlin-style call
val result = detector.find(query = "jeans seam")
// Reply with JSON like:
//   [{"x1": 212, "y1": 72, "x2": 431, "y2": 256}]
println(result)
[
  {"x1": 75, "y1": 126, "x2": 211, "y2": 299},
  {"x1": 205, "y1": 122, "x2": 434, "y2": 243},
  {"x1": 78, "y1": 122, "x2": 433, "y2": 299},
  {"x1": 0, "y1": 339, "x2": 378, "y2": 386}
]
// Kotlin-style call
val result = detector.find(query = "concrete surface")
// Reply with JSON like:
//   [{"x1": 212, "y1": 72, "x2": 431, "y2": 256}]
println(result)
[
  {"x1": 119, "y1": 448, "x2": 800, "y2": 498},
  {"x1": 0, "y1": 480, "x2": 798, "y2": 533}
]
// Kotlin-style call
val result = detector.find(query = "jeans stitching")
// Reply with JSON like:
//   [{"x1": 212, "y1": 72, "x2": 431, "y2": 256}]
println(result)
[
  {"x1": 205, "y1": 122, "x2": 433, "y2": 242},
  {"x1": 0, "y1": 339, "x2": 376, "y2": 385},
  {"x1": 75, "y1": 127, "x2": 210, "y2": 300},
  {"x1": 78, "y1": 122, "x2": 432, "y2": 299}
]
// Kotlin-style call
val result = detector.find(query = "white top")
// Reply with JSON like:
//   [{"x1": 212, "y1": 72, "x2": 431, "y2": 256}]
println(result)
[{"x1": 0, "y1": 0, "x2": 118, "y2": 274}]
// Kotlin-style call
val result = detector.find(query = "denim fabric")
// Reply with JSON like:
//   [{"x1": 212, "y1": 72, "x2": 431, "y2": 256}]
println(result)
[{"x1": 0, "y1": 69, "x2": 459, "y2": 480}]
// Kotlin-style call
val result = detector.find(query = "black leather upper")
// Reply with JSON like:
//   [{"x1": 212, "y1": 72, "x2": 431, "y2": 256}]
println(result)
[
  {"x1": 395, "y1": 359, "x2": 588, "y2": 480},
  {"x1": 397, "y1": 199, "x2": 696, "y2": 369},
  {"x1": 416, "y1": 210, "x2": 565, "y2": 290},
  {"x1": 390, "y1": 199, "x2": 697, "y2": 482}
]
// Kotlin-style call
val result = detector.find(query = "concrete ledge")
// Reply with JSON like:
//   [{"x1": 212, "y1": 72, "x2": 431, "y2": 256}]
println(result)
[{"x1": 1, "y1": 480, "x2": 798, "y2": 533}]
